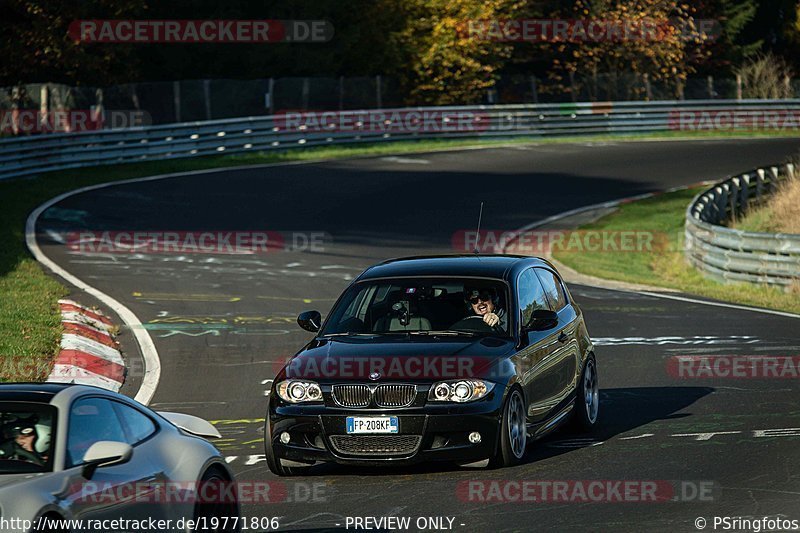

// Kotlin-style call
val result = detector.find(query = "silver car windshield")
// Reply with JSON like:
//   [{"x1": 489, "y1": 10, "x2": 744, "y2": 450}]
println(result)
[
  {"x1": 321, "y1": 277, "x2": 511, "y2": 337},
  {"x1": 0, "y1": 404, "x2": 56, "y2": 474}
]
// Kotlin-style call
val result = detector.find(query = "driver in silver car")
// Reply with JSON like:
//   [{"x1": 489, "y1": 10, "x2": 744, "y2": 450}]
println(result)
[
  {"x1": 464, "y1": 286, "x2": 507, "y2": 330},
  {"x1": 0, "y1": 419, "x2": 46, "y2": 466}
]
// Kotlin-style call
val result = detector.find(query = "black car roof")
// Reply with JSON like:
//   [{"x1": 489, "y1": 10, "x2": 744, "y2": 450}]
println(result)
[
  {"x1": 0, "y1": 382, "x2": 73, "y2": 403},
  {"x1": 357, "y1": 254, "x2": 550, "y2": 282}
]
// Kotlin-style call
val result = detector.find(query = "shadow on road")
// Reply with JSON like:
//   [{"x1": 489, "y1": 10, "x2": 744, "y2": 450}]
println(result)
[{"x1": 525, "y1": 385, "x2": 713, "y2": 463}]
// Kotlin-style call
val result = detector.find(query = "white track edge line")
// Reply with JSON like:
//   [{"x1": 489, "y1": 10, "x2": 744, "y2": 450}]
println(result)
[{"x1": 22, "y1": 157, "x2": 394, "y2": 405}]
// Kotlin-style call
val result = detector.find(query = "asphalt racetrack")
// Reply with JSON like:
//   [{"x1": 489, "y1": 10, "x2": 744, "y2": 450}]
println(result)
[{"x1": 35, "y1": 138, "x2": 800, "y2": 532}]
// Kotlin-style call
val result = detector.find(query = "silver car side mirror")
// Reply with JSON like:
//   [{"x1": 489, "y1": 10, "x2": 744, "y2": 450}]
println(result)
[{"x1": 82, "y1": 441, "x2": 133, "y2": 478}]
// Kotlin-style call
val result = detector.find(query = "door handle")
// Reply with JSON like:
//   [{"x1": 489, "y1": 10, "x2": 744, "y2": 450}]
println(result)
[{"x1": 558, "y1": 331, "x2": 568, "y2": 343}]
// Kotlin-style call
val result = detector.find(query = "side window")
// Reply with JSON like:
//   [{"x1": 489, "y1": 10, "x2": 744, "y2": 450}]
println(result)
[
  {"x1": 342, "y1": 286, "x2": 368, "y2": 320},
  {"x1": 113, "y1": 402, "x2": 157, "y2": 445},
  {"x1": 518, "y1": 268, "x2": 549, "y2": 327},
  {"x1": 67, "y1": 398, "x2": 127, "y2": 467},
  {"x1": 536, "y1": 269, "x2": 568, "y2": 312}
]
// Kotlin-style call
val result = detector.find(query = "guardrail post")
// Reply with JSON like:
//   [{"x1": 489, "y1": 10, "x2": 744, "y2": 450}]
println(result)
[
  {"x1": 267, "y1": 78, "x2": 274, "y2": 114},
  {"x1": 173, "y1": 81, "x2": 181, "y2": 123},
  {"x1": 569, "y1": 71, "x2": 577, "y2": 102},
  {"x1": 756, "y1": 168, "x2": 766, "y2": 203},
  {"x1": 39, "y1": 85, "x2": 48, "y2": 131},
  {"x1": 729, "y1": 177, "x2": 741, "y2": 220},
  {"x1": 769, "y1": 166, "x2": 780, "y2": 194},
  {"x1": 787, "y1": 162, "x2": 795, "y2": 181},
  {"x1": 736, "y1": 74, "x2": 742, "y2": 100},
  {"x1": 739, "y1": 174, "x2": 750, "y2": 214},
  {"x1": 717, "y1": 184, "x2": 729, "y2": 222},
  {"x1": 203, "y1": 80, "x2": 212, "y2": 120}
]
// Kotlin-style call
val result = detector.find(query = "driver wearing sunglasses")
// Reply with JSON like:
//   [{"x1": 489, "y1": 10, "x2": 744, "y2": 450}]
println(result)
[{"x1": 464, "y1": 287, "x2": 507, "y2": 330}]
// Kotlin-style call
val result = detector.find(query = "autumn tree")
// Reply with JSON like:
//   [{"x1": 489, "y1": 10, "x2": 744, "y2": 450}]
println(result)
[
  {"x1": 0, "y1": 0, "x2": 147, "y2": 86},
  {"x1": 535, "y1": 0, "x2": 713, "y2": 100},
  {"x1": 382, "y1": 0, "x2": 524, "y2": 105}
]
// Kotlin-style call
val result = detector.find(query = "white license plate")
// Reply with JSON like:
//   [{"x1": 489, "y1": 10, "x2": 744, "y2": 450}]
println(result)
[{"x1": 346, "y1": 416, "x2": 399, "y2": 434}]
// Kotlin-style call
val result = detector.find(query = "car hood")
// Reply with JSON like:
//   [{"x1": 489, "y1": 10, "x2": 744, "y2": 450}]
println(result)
[{"x1": 279, "y1": 336, "x2": 515, "y2": 383}]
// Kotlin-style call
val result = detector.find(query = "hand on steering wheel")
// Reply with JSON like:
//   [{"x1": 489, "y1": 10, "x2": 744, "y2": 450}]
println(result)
[
  {"x1": 464, "y1": 314, "x2": 502, "y2": 332},
  {"x1": 482, "y1": 312, "x2": 500, "y2": 327}
]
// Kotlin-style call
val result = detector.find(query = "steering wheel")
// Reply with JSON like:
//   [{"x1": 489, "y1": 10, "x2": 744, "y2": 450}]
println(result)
[
  {"x1": 0, "y1": 458, "x2": 46, "y2": 472},
  {"x1": 450, "y1": 315, "x2": 500, "y2": 333}
]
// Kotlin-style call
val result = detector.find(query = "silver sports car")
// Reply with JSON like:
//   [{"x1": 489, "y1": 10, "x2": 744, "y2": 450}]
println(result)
[{"x1": 0, "y1": 383, "x2": 238, "y2": 532}]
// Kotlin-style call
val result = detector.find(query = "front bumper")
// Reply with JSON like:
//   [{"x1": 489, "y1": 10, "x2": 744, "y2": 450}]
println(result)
[{"x1": 267, "y1": 396, "x2": 504, "y2": 466}]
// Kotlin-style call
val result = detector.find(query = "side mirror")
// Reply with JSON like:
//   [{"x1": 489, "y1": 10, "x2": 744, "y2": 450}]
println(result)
[
  {"x1": 297, "y1": 310, "x2": 322, "y2": 333},
  {"x1": 81, "y1": 441, "x2": 133, "y2": 479},
  {"x1": 524, "y1": 309, "x2": 559, "y2": 332}
]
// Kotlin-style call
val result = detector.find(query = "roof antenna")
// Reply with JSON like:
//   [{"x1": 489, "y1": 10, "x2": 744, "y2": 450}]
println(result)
[{"x1": 474, "y1": 202, "x2": 484, "y2": 255}]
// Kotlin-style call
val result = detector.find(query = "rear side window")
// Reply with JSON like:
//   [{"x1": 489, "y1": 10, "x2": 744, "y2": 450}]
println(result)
[
  {"x1": 67, "y1": 398, "x2": 127, "y2": 467},
  {"x1": 536, "y1": 268, "x2": 568, "y2": 311},
  {"x1": 112, "y1": 402, "x2": 157, "y2": 445},
  {"x1": 518, "y1": 268, "x2": 549, "y2": 327}
]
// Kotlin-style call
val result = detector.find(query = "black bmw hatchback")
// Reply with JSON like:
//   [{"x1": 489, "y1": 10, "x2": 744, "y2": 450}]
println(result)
[{"x1": 264, "y1": 255, "x2": 599, "y2": 475}]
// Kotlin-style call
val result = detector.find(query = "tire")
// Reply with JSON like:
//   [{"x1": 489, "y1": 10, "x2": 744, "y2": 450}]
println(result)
[
  {"x1": 264, "y1": 416, "x2": 310, "y2": 477},
  {"x1": 193, "y1": 467, "x2": 239, "y2": 532},
  {"x1": 572, "y1": 353, "x2": 600, "y2": 432},
  {"x1": 489, "y1": 387, "x2": 527, "y2": 468}
]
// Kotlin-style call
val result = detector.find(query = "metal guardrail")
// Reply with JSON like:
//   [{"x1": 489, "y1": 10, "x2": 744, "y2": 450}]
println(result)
[
  {"x1": 685, "y1": 162, "x2": 800, "y2": 287},
  {"x1": 2, "y1": 99, "x2": 800, "y2": 181}
]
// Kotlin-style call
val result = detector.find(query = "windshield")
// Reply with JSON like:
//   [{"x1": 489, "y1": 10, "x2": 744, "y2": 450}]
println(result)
[
  {"x1": 0, "y1": 404, "x2": 56, "y2": 474},
  {"x1": 321, "y1": 277, "x2": 510, "y2": 337}
]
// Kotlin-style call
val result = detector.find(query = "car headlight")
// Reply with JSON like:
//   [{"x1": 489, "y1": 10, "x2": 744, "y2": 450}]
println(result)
[
  {"x1": 276, "y1": 380, "x2": 323, "y2": 403},
  {"x1": 427, "y1": 380, "x2": 494, "y2": 403}
]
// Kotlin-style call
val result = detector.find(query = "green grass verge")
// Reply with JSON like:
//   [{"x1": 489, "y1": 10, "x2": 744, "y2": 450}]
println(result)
[
  {"x1": 2, "y1": 130, "x2": 797, "y2": 382},
  {"x1": 552, "y1": 187, "x2": 800, "y2": 314},
  {"x1": 731, "y1": 206, "x2": 776, "y2": 233}
]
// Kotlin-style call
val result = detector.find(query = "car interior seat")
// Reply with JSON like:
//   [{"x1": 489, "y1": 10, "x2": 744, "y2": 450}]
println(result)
[{"x1": 373, "y1": 291, "x2": 431, "y2": 332}]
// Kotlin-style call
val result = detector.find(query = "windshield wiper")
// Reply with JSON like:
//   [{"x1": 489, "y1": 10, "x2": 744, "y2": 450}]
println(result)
[
  {"x1": 323, "y1": 331, "x2": 479, "y2": 337},
  {"x1": 322, "y1": 332, "x2": 406, "y2": 337},
  {"x1": 322, "y1": 332, "x2": 372, "y2": 337},
  {"x1": 408, "y1": 330, "x2": 477, "y2": 337}
]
